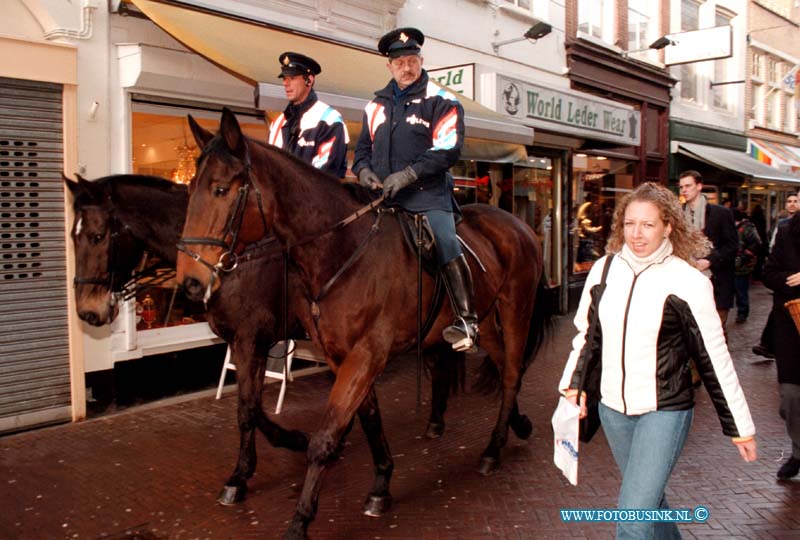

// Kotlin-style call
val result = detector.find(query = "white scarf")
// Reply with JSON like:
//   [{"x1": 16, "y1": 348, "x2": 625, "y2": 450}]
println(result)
[
  {"x1": 684, "y1": 195, "x2": 707, "y2": 232},
  {"x1": 620, "y1": 238, "x2": 673, "y2": 275}
]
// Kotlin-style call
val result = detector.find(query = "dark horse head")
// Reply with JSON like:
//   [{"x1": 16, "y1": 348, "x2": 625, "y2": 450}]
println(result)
[
  {"x1": 178, "y1": 110, "x2": 275, "y2": 301},
  {"x1": 64, "y1": 173, "x2": 187, "y2": 325}
]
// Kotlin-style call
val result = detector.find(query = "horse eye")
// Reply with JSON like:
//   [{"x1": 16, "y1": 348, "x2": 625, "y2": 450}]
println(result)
[
  {"x1": 90, "y1": 233, "x2": 104, "y2": 245},
  {"x1": 214, "y1": 186, "x2": 230, "y2": 197}
]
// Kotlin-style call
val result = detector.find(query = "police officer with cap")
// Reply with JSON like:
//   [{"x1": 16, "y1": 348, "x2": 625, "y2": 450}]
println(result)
[
  {"x1": 352, "y1": 27, "x2": 477, "y2": 352},
  {"x1": 268, "y1": 52, "x2": 349, "y2": 178}
]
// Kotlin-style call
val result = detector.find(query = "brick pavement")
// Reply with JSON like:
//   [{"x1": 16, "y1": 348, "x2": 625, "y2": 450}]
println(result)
[{"x1": 1, "y1": 283, "x2": 798, "y2": 540}]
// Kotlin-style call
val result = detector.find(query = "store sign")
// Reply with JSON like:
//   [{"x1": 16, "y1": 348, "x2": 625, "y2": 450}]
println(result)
[
  {"x1": 429, "y1": 64, "x2": 474, "y2": 99},
  {"x1": 495, "y1": 74, "x2": 640, "y2": 146}
]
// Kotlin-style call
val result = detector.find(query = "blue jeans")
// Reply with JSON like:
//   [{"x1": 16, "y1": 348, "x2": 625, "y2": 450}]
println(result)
[
  {"x1": 734, "y1": 274, "x2": 751, "y2": 320},
  {"x1": 423, "y1": 209, "x2": 462, "y2": 265},
  {"x1": 599, "y1": 402, "x2": 694, "y2": 540}
]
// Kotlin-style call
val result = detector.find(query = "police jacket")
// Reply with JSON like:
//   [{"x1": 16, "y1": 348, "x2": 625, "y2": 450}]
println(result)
[
  {"x1": 558, "y1": 247, "x2": 755, "y2": 439},
  {"x1": 352, "y1": 70, "x2": 465, "y2": 212},
  {"x1": 268, "y1": 90, "x2": 349, "y2": 178}
]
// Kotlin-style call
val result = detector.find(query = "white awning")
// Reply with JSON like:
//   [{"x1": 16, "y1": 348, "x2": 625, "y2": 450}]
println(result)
[
  {"x1": 131, "y1": 0, "x2": 534, "y2": 146},
  {"x1": 675, "y1": 142, "x2": 800, "y2": 185}
]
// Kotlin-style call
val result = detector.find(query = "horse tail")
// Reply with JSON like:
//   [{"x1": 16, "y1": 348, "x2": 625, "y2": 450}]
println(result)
[{"x1": 522, "y1": 275, "x2": 555, "y2": 373}]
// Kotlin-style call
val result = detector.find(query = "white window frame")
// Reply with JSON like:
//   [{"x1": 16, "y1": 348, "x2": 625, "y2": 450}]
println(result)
[
  {"x1": 627, "y1": 0, "x2": 659, "y2": 62},
  {"x1": 578, "y1": 0, "x2": 615, "y2": 46},
  {"x1": 712, "y1": 9, "x2": 734, "y2": 111}
]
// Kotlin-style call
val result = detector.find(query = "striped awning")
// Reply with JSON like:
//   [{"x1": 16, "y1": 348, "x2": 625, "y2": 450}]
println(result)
[{"x1": 748, "y1": 138, "x2": 800, "y2": 175}]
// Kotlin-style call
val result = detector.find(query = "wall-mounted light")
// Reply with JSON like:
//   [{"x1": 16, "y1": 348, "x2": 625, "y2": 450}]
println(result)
[
  {"x1": 492, "y1": 20, "x2": 553, "y2": 54},
  {"x1": 622, "y1": 36, "x2": 675, "y2": 57}
]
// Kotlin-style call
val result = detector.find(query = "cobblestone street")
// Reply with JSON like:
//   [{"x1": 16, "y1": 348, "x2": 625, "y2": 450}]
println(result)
[{"x1": 1, "y1": 283, "x2": 798, "y2": 540}]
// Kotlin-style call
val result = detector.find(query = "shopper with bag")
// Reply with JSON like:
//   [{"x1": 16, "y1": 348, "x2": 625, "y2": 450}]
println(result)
[
  {"x1": 762, "y1": 211, "x2": 800, "y2": 480},
  {"x1": 557, "y1": 182, "x2": 757, "y2": 540}
]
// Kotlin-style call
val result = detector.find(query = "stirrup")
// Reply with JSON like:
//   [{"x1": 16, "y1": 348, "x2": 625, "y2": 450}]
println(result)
[{"x1": 443, "y1": 317, "x2": 478, "y2": 353}]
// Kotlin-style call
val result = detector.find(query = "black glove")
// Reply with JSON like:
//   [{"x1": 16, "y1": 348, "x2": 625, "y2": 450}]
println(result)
[
  {"x1": 358, "y1": 168, "x2": 382, "y2": 190},
  {"x1": 383, "y1": 166, "x2": 418, "y2": 199}
]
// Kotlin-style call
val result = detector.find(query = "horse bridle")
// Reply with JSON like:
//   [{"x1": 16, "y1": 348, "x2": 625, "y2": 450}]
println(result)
[
  {"x1": 72, "y1": 206, "x2": 123, "y2": 294},
  {"x1": 176, "y1": 143, "x2": 269, "y2": 301}
]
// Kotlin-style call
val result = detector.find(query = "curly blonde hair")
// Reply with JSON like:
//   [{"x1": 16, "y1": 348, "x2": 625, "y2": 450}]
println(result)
[{"x1": 605, "y1": 182, "x2": 711, "y2": 263}]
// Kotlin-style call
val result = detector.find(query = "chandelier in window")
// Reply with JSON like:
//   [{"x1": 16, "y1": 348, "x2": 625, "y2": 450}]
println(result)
[{"x1": 171, "y1": 138, "x2": 198, "y2": 185}]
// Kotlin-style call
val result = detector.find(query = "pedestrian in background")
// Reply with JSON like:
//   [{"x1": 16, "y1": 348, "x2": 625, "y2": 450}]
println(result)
[
  {"x1": 679, "y1": 171, "x2": 738, "y2": 331},
  {"x1": 753, "y1": 192, "x2": 799, "y2": 359},
  {"x1": 733, "y1": 208, "x2": 762, "y2": 323},
  {"x1": 560, "y1": 182, "x2": 757, "y2": 540},
  {"x1": 762, "y1": 212, "x2": 800, "y2": 480}
]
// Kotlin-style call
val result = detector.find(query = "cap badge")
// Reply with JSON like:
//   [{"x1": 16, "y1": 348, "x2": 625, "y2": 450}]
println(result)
[
  {"x1": 399, "y1": 32, "x2": 408, "y2": 43},
  {"x1": 283, "y1": 56, "x2": 290, "y2": 65}
]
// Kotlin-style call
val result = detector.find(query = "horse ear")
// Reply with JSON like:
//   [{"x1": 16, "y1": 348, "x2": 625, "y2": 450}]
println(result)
[
  {"x1": 219, "y1": 107, "x2": 245, "y2": 157},
  {"x1": 187, "y1": 115, "x2": 213, "y2": 149},
  {"x1": 63, "y1": 173, "x2": 82, "y2": 196}
]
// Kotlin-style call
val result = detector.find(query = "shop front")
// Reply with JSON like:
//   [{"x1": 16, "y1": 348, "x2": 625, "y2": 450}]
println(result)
[
  {"x1": 103, "y1": 1, "x2": 533, "y2": 367},
  {"x1": 482, "y1": 69, "x2": 648, "y2": 310}
]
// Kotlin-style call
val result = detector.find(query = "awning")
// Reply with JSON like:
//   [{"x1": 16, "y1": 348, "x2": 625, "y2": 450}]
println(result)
[
  {"x1": 748, "y1": 138, "x2": 800, "y2": 175},
  {"x1": 675, "y1": 142, "x2": 800, "y2": 185},
  {"x1": 130, "y1": 0, "x2": 534, "y2": 146}
]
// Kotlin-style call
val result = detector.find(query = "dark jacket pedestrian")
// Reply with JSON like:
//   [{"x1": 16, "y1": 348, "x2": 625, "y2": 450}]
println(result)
[
  {"x1": 762, "y1": 212, "x2": 800, "y2": 479},
  {"x1": 702, "y1": 203, "x2": 738, "y2": 309}
]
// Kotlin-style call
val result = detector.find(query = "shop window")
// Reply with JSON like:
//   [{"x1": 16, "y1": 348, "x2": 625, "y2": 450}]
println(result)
[
  {"x1": 130, "y1": 106, "x2": 268, "y2": 330},
  {"x1": 512, "y1": 156, "x2": 560, "y2": 287},
  {"x1": 450, "y1": 159, "x2": 480, "y2": 207},
  {"x1": 570, "y1": 154, "x2": 635, "y2": 274}
]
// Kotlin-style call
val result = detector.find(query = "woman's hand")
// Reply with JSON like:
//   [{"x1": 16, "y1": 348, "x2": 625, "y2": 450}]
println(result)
[
  {"x1": 565, "y1": 391, "x2": 588, "y2": 419},
  {"x1": 734, "y1": 438, "x2": 757, "y2": 462},
  {"x1": 786, "y1": 271, "x2": 800, "y2": 288}
]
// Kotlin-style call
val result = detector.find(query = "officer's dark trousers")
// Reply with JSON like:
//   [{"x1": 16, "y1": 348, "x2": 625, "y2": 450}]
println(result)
[{"x1": 423, "y1": 209, "x2": 462, "y2": 265}]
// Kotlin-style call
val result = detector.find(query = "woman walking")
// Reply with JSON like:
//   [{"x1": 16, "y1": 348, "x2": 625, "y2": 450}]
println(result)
[{"x1": 559, "y1": 182, "x2": 757, "y2": 539}]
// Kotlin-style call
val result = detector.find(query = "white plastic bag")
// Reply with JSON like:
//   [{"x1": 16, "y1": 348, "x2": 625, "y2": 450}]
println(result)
[{"x1": 552, "y1": 396, "x2": 581, "y2": 486}]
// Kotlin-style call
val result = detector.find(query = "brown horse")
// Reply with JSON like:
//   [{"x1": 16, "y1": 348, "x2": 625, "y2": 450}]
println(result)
[
  {"x1": 65, "y1": 174, "x2": 309, "y2": 505},
  {"x1": 176, "y1": 109, "x2": 549, "y2": 540}
]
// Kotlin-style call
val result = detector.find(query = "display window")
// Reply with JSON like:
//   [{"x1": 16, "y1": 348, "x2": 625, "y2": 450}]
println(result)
[
  {"x1": 570, "y1": 154, "x2": 635, "y2": 274},
  {"x1": 129, "y1": 103, "x2": 269, "y2": 330}
]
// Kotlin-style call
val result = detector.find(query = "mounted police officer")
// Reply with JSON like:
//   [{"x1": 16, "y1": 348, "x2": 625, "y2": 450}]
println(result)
[
  {"x1": 352, "y1": 27, "x2": 477, "y2": 352},
  {"x1": 268, "y1": 52, "x2": 349, "y2": 178}
]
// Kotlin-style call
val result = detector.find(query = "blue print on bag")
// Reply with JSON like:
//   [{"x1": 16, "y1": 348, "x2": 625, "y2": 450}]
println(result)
[{"x1": 558, "y1": 439, "x2": 579, "y2": 459}]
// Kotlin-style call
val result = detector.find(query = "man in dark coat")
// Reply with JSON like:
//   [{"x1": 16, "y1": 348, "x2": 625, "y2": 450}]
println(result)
[
  {"x1": 679, "y1": 170, "x2": 738, "y2": 328},
  {"x1": 267, "y1": 52, "x2": 349, "y2": 178},
  {"x1": 763, "y1": 212, "x2": 800, "y2": 479},
  {"x1": 352, "y1": 27, "x2": 476, "y2": 352}
]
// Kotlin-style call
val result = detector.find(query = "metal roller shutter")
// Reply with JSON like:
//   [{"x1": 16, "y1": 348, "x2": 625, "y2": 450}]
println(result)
[{"x1": 0, "y1": 76, "x2": 71, "y2": 433}]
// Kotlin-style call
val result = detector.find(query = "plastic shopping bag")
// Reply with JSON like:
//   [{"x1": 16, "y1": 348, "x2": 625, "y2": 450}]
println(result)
[{"x1": 551, "y1": 395, "x2": 581, "y2": 486}]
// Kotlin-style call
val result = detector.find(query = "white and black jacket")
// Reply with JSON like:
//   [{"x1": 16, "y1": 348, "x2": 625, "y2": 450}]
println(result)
[{"x1": 558, "y1": 249, "x2": 755, "y2": 439}]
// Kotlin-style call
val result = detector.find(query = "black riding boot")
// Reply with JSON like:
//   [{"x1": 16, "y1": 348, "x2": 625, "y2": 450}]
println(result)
[{"x1": 442, "y1": 255, "x2": 478, "y2": 352}]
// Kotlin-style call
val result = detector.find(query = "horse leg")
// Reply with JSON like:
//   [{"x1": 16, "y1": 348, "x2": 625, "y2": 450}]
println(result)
[
  {"x1": 358, "y1": 387, "x2": 394, "y2": 517},
  {"x1": 219, "y1": 340, "x2": 308, "y2": 505},
  {"x1": 425, "y1": 345, "x2": 464, "y2": 439},
  {"x1": 475, "y1": 316, "x2": 526, "y2": 476},
  {"x1": 285, "y1": 344, "x2": 385, "y2": 540}
]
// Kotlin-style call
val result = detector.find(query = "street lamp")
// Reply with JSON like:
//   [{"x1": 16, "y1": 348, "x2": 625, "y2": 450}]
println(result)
[
  {"x1": 491, "y1": 20, "x2": 553, "y2": 54},
  {"x1": 622, "y1": 36, "x2": 675, "y2": 57}
]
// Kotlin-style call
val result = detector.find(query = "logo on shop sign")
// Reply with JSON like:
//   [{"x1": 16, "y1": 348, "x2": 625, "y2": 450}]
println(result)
[{"x1": 502, "y1": 83, "x2": 521, "y2": 115}]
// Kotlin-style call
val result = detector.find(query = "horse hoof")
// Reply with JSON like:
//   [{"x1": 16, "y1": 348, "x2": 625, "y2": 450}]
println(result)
[
  {"x1": 217, "y1": 484, "x2": 247, "y2": 505},
  {"x1": 477, "y1": 456, "x2": 500, "y2": 476},
  {"x1": 283, "y1": 518, "x2": 307, "y2": 540},
  {"x1": 362, "y1": 493, "x2": 393, "y2": 517},
  {"x1": 425, "y1": 422, "x2": 445, "y2": 439},
  {"x1": 511, "y1": 415, "x2": 533, "y2": 440}
]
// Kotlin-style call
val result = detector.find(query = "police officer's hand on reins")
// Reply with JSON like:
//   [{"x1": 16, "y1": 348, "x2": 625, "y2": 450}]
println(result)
[
  {"x1": 382, "y1": 166, "x2": 417, "y2": 199},
  {"x1": 358, "y1": 168, "x2": 382, "y2": 191}
]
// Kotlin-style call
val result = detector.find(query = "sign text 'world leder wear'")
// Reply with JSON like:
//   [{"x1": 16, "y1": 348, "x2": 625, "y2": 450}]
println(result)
[{"x1": 495, "y1": 74, "x2": 640, "y2": 146}]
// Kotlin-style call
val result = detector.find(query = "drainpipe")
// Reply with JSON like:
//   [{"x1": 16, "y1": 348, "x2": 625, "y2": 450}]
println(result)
[{"x1": 43, "y1": 0, "x2": 98, "y2": 41}]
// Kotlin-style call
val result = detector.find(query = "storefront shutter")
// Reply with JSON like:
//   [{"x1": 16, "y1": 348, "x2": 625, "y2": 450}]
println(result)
[{"x1": 0, "y1": 76, "x2": 71, "y2": 433}]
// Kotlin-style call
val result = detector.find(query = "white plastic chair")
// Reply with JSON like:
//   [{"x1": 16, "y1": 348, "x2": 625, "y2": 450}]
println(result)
[{"x1": 215, "y1": 340, "x2": 296, "y2": 414}]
